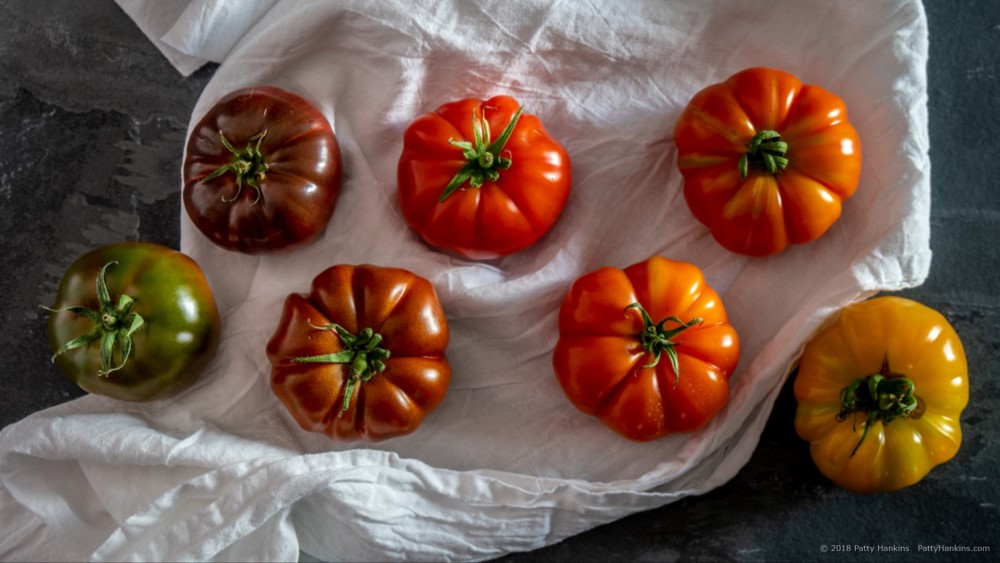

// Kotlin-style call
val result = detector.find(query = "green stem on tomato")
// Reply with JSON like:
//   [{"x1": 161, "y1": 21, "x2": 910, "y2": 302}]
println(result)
[
  {"x1": 292, "y1": 321, "x2": 391, "y2": 417},
  {"x1": 41, "y1": 261, "x2": 145, "y2": 377},
  {"x1": 738, "y1": 129, "x2": 789, "y2": 179},
  {"x1": 837, "y1": 357, "x2": 922, "y2": 457},
  {"x1": 624, "y1": 302, "x2": 703, "y2": 387},
  {"x1": 201, "y1": 130, "x2": 270, "y2": 205},
  {"x1": 438, "y1": 106, "x2": 524, "y2": 202}
]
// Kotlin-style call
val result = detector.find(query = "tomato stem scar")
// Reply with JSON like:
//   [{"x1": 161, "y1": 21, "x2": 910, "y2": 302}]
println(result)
[
  {"x1": 41, "y1": 261, "x2": 145, "y2": 377},
  {"x1": 202, "y1": 130, "x2": 270, "y2": 205},
  {"x1": 837, "y1": 357, "x2": 921, "y2": 456},
  {"x1": 292, "y1": 321, "x2": 391, "y2": 417},
  {"x1": 739, "y1": 129, "x2": 789, "y2": 179},
  {"x1": 439, "y1": 105, "x2": 524, "y2": 202},
  {"x1": 624, "y1": 302, "x2": 703, "y2": 387}
]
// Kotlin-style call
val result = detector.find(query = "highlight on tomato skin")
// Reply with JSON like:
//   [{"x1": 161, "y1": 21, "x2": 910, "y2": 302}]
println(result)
[
  {"x1": 266, "y1": 264, "x2": 451, "y2": 442},
  {"x1": 552, "y1": 256, "x2": 740, "y2": 441},
  {"x1": 397, "y1": 94, "x2": 572, "y2": 260},
  {"x1": 673, "y1": 67, "x2": 863, "y2": 257},
  {"x1": 793, "y1": 296, "x2": 969, "y2": 494},
  {"x1": 183, "y1": 85, "x2": 343, "y2": 254}
]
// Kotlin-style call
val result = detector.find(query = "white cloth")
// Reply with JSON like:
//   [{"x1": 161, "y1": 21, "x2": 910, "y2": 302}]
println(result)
[{"x1": 2, "y1": 1, "x2": 932, "y2": 560}]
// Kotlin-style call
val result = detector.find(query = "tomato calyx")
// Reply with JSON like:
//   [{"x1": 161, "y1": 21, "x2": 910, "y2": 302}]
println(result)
[
  {"x1": 292, "y1": 321, "x2": 391, "y2": 417},
  {"x1": 202, "y1": 130, "x2": 270, "y2": 205},
  {"x1": 625, "y1": 303, "x2": 703, "y2": 387},
  {"x1": 439, "y1": 106, "x2": 524, "y2": 202},
  {"x1": 837, "y1": 358, "x2": 922, "y2": 456},
  {"x1": 738, "y1": 130, "x2": 789, "y2": 179},
  {"x1": 42, "y1": 261, "x2": 145, "y2": 377}
]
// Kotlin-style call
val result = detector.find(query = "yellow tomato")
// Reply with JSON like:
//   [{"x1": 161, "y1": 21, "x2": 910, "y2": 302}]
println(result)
[{"x1": 794, "y1": 296, "x2": 968, "y2": 494}]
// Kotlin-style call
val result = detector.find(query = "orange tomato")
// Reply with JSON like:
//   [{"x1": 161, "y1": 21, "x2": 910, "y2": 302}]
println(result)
[
  {"x1": 674, "y1": 67, "x2": 862, "y2": 257},
  {"x1": 794, "y1": 297, "x2": 969, "y2": 493}
]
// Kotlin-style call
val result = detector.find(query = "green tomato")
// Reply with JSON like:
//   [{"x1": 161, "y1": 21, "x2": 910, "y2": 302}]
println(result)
[{"x1": 45, "y1": 242, "x2": 221, "y2": 402}]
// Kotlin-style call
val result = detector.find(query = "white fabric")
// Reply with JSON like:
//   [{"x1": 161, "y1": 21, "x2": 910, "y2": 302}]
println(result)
[
  {"x1": 114, "y1": 0, "x2": 210, "y2": 76},
  {"x1": 3, "y1": 1, "x2": 932, "y2": 560}
]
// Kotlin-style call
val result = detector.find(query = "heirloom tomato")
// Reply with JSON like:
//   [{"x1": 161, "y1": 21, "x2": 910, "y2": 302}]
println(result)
[
  {"x1": 553, "y1": 256, "x2": 740, "y2": 441},
  {"x1": 397, "y1": 95, "x2": 571, "y2": 259},
  {"x1": 266, "y1": 264, "x2": 451, "y2": 442},
  {"x1": 674, "y1": 67, "x2": 862, "y2": 257},
  {"x1": 45, "y1": 242, "x2": 221, "y2": 402},
  {"x1": 794, "y1": 296, "x2": 969, "y2": 494},
  {"x1": 183, "y1": 86, "x2": 342, "y2": 253}
]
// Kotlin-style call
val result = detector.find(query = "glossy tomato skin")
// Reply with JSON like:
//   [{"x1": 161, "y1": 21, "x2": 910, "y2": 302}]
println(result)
[
  {"x1": 183, "y1": 86, "x2": 342, "y2": 254},
  {"x1": 794, "y1": 297, "x2": 968, "y2": 494},
  {"x1": 266, "y1": 264, "x2": 451, "y2": 442},
  {"x1": 47, "y1": 242, "x2": 221, "y2": 402},
  {"x1": 553, "y1": 256, "x2": 740, "y2": 441},
  {"x1": 674, "y1": 67, "x2": 862, "y2": 257},
  {"x1": 397, "y1": 95, "x2": 571, "y2": 259}
]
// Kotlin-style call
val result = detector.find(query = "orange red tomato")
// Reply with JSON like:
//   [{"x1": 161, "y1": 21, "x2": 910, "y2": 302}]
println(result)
[
  {"x1": 674, "y1": 67, "x2": 862, "y2": 257},
  {"x1": 553, "y1": 256, "x2": 740, "y2": 441}
]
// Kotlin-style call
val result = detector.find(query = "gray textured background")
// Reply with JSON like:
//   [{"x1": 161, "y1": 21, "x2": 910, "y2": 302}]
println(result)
[{"x1": 1, "y1": 1, "x2": 996, "y2": 560}]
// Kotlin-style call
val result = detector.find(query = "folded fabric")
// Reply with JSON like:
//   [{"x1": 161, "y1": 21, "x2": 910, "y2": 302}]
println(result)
[{"x1": 2, "y1": 0, "x2": 931, "y2": 560}]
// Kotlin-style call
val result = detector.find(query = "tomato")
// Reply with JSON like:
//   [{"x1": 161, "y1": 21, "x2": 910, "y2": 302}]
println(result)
[
  {"x1": 266, "y1": 264, "x2": 451, "y2": 442},
  {"x1": 794, "y1": 296, "x2": 969, "y2": 494},
  {"x1": 674, "y1": 67, "x2": 862, "y2": 257},
  {"x1": 397, "y1": 95, "x2": 572, "y2": 259},
  {"x1": 183, "y1": 86, "x2": 342, "y2": 254},
  {"x1": 44, "y1": 242, "x2": 221, "y2": 402},
  {"x1": 553, "y1": 256, "x2": 740, "y2": 441}
]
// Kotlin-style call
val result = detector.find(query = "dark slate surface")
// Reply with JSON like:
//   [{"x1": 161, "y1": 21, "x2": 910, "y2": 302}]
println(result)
[{"x1": 1, "y1": 1, "x2": 996, "y2": 560}]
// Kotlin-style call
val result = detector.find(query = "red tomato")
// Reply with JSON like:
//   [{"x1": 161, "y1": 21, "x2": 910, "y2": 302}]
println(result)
[
  {"x1": 674, "y1": 67, "x2": 862, "y2": 257},
  {"x1": 183, "y1": 86, "x2": 342, "y2": 254},
  {"x1": 553, "y1": 256, "x2": 740, "y2": 441},
  {"x1": 397, "y1": 95, "x2": 572, "y2": 259},
  {"x1": 266, "y1": 264, "x2": 451, "y2": 442}
]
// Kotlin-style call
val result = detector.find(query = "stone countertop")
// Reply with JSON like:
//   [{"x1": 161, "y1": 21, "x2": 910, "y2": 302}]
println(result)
[{"x1": 1, "y1": 1, "x2": 996, "y2": 560}]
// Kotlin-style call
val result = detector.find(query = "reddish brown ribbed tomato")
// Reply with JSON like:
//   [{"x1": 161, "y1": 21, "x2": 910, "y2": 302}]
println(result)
[
  {"x1": 553, "y1": 256, "x2": 740, "y2": 441},
  {"x1": 397, "y1": 95, "x2": 571, "y2": 259},
  {"x1": 674, "y1": 67, "x2": 862, "y2": 257},
  {"x1": 183, "y1": 86, "x2": 342, "y2": 253},
  {"x1": 266, "y1": 264, "x2": 451, "y2": 442}
]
